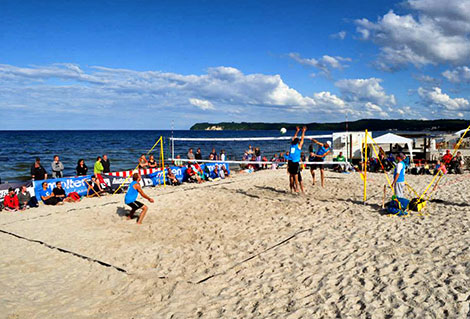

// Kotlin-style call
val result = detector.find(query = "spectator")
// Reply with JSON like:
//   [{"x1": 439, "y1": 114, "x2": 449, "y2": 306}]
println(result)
[
  {"x1": 148, "y1": 155, "x2": 157, "y2": 169},
  {"x1": 186, "y1": 164, "x2": 202, "y2": 183},
  {"x1": 138, "y1": 154, "x2": 148, "y2": 169},
  {"x1": 221, "y1": 165, "x2": 230, "y2": 178},
  {"x1": 38, "y1": 182, "x2": 61, "y2": 205},
  {"x1": 333, "y1": 151, "x2": 346, "y2": 172},
  {"x1": 255, "y1": 147, "x2": 261, "y2": 162},
  {"x1": 434, "y1": 160, "x2": 447, "y2": 175},
  {"x1": 166, "y1": 167, "x2": 180, "y2": 185},
  {"x1": 76, "y1": 159, "x2": 88, "y2": 176},
  {"x1": 31, "y1": 157, "x2": 47, "y2": 180},
  {"x1": 246, "y1": 145, "x2": 254, "y2": 156},
  {"x1": 187, "y1": 148, "x2": 195, "y2": 161},
  {"x1": 279, "y1": 152, "x2": 286, "y2": 163},
  {"x1": 442, "y1": 150, "x2": 453, "y2": 166},
  {"x1": 3, "y1": 188, "x2": 19, "y2": 211},
  {"x1": 422, "y1": 161, "x2": 431, "y2": 175},
  {"x1": 210, "y1": 148, "x2": 218, "y2": 160},
  {"x1": 94, "y1": 156, "x2": 104, "y2": 176},
  {"x1": 174, "y1": 155, "x2": 183, "y2": 167},
  {"x1": 87, "y1": 175, "x2": 105, "y2": 197},
  {"x1": 220, "y1": 149, "x2": 226, "y2": 162},
  {"x1": 450, "y1": 151, "x2": 464, "y2": 174},
  {"x1": 102, "y1": 154, "x2": 111, "y2": 173},
  {"x1": 51, "y1": 155, "x2": 64, "y2": 178},
  {"x1": 208, "y1": 165, "x2": 220, "y2": 181},
  {"x1": 195, "y1": 148, "x2": 202, "y2": 160},
  {"x1": 18, "y1": 185, "x2": 39, "y2": 209},
  {"x1": 52, "y1": 181, "x2": 74, "y2": 203}
]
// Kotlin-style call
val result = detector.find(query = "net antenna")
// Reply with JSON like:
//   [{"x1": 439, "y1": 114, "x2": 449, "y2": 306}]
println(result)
[{"x1": 168, "y1": 134, "x2": 351, "y2": 167}]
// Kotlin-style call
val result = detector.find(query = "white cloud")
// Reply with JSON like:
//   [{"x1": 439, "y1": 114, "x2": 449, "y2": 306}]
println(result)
[
  {"x1": 355, "y1": 0, "x2": 470, "y2": 70},
  {"x1": 442, "y1": 66, "x2": 470, "y2": 83},
  {"x1": 335, "y1": 78, "x2": 396, "y2": 106},
  {"x1": 418, "y1": 87, "x2": 470, "y2": 111},
  {"x1": 287, "y1": 53, "x2": 351, "y2": 77},
  {"x1": 189, "y1": 98, "x2": 214, "y2": 110},
  {"x1": 330, "y1": 31, "x2": 347, "y2": 40}
]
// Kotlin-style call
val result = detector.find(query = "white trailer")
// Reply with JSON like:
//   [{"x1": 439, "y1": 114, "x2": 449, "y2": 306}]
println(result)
[{"x1": 332, "y1": 131, "x2": 368, "y2": 161}]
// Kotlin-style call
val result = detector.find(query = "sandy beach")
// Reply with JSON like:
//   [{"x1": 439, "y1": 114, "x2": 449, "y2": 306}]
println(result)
[{"x1": 1, "y1": 169, "x2": 470, "y2": 318}]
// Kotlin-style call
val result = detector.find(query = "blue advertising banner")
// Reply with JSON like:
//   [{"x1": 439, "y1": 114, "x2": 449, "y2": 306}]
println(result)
[
  {"x1": 148, "y1": 166, "x2": 187, "y2": 185},
  {"x1": 33, "y1": 175, "x2": 91, "y2": 198}
]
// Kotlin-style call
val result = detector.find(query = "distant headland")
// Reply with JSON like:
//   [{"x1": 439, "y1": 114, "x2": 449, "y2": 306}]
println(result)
[{"x1": 190, "y1": 119, "x2": 469, "y2": 132}]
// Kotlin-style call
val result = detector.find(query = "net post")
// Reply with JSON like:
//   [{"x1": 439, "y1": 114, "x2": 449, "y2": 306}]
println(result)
[
  {"x1": 364, "y1": 129, "x2": 368, "y2": 204},
  {"x1": 160, "y1": 136, "x2": 166, "y2": 187}
]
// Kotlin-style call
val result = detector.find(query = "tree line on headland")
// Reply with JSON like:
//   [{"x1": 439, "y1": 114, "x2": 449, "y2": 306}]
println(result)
[{"x1": 190, "y1": 119, "x2": 469, "y2": 132}]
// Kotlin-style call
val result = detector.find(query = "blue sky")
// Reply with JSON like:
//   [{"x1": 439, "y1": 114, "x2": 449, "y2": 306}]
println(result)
[{"x1": 0, "y1": 0, "x2": 469, "y2": 129}]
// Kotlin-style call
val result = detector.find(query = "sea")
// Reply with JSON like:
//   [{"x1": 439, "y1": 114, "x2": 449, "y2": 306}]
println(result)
[{"x1": 0, "y1": 130, "x2": 340, "y2": 183}]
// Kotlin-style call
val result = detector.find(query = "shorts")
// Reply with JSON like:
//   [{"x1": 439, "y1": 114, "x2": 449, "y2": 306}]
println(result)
[
  {"x1": 288, "y1": 160, "x2": 300, "y2": 175},
  {"x1": 310, "y1": 157, "x2": 324, "y2": 170},
  {"x1": 394, "y1": 182, "x2": 405, "y2": 198},
  {"x1": 127, "y1": 201, "x2": 144, "y2": 210}
]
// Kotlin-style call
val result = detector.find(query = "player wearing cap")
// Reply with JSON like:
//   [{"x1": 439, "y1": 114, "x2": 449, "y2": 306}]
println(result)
[{"x1": 310, "y1": 139, "x2": 331, "y2": 187}]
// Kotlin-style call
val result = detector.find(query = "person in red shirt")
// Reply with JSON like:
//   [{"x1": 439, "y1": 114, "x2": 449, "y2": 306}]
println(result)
[
  {"x1": 442, "y1": 150, "x2": 453, "y2": 165},
  {"x1": 4, "y1": 188, "x2": 19, "y2": 212}
]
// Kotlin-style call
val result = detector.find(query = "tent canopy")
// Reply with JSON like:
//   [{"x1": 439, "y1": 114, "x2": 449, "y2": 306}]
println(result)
[{"x1": 367, "y1": 133, "x2": 413, "y2": 160}]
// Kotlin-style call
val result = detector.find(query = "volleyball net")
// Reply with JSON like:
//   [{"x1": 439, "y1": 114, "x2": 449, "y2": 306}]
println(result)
[{"x1": 168, "y1": 134, "x2": 351, "y2": 167}]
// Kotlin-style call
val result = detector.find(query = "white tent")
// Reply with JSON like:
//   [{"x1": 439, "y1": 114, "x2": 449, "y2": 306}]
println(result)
[{"x1": 368, "y1": 133, "x2": 414, "y2": 161}]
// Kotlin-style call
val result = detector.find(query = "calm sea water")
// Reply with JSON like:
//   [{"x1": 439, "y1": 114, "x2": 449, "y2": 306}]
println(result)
[{"x1": 0, "y1": 130, "x2": 336, "y2": 183}]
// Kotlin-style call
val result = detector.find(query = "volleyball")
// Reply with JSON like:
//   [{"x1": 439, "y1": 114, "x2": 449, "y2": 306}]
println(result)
[{"x1": 280, "y1": 127, "x2": 287, "y2": 135}]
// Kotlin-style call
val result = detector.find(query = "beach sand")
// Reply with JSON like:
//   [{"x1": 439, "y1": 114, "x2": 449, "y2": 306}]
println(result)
[{"x1": 1, "y1": 169, "x2": 470, "y2": 318}]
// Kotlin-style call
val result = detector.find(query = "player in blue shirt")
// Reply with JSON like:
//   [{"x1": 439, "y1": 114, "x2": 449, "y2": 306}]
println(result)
[
  {"x1": 125, "y1": 173, "x2": 154, "y2": 224},
  {"x1": 288, "y1": 126, "x2": 307, "y2": 193},
  {"x1": 310, "y1": 139, "x2": 331, "y2": 187}
]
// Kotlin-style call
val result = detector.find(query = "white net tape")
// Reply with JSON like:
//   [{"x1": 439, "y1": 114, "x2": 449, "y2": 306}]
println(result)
[
  {"x1": 169, "y1": 158, "x2": 351, "y2": 167},
  {"x1": 170, "y1": 134, "x2": 332, "y2": 142}
]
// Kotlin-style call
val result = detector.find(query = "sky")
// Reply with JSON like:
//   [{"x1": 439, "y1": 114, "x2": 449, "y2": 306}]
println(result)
[{"x1": 0, "y1": 0, "x2": 470, "y2": 129}]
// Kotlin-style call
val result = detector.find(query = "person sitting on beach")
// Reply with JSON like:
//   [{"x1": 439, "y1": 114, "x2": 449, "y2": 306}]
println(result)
[
  {"x1": 270, "y1": 154, "x2": 279, "y2": 169},
  {"x1": 52, "y1": 181, "x2": 76, "y2": 203},
  {"x1": 442, "y1": 150, "x2": 453, "y2": 167},
  {"x1": 18, "y1": 185, "x2": 39, "y2": 209},
  {"x1": 434, "y1": 160, "x2": 447, "y2": 175},
  {"x1": 174, "y1": 155, "x2": 183, "y2": 167},
  {"x1": 422, "y1": 161, "x2": 431, "y2": 175},
  {"x1": 288, "y1": 126, "x2": 307, "y2": 193},
  {"x1": 148, "y1": 155, "x2": 157, "y2": 169},
  {"x1": 310, "y1": 139, "x2": 331, "y2": 187},
  {"x1": 51, "y1": 155, "x2": 64, "y2": 179},
  {"x1": 138, "y1": 154, "x2": 148, "y2": 169},
  {"x1": 187, "y1": 148, "x2": 195, "y2": 161},
  {"x1": 332, "y1": 151, "x2": 346, "y2": 172},
  {"x1": 102, "y1": 154, "x2": 111, "y2": 173},
  {"x1": 392, "y1": 153, "x2": 406, "y2": 198},
  {"x1": 3, "y1": 188, "x2": 19, "y2": 211},
  {"x1": 209, "y1": 153, "x2": 215, "y2": 161},
  {"x1": 208, "y1": 165, "x2": 220, "y2": 181},
  {"x1": 31, "y1": 157, "x2": 48, "y2": 180},
  {"x1": 76, "y1": 159, "x2": 88, "y2": 176},
  {"x1": 166, "y1": 167, "x2": 180, "y2": 185},
  {"x1": 87, "y1": 175, "x2": 105, "y2": 197},
  {"x1": 449, "y1": 151, "x2": 464, "y2": 174},
  {"x1": 278, "y1": 152, "x2": 286, "y2": 163},
  {"x1": 124, "y1": 173, "x2": 154, "y2": 224},
  {"x1": 195, "y1": 148, "x2": 202, "y2": 160},
  {"x1": 186, "y1": 165, "x2": 202, "y2": 183},
  {"x1": 38, "y1": 182, "x2": 61, "y2": 205},
  {"x1": 221, "y1": 165, "x2": 230, "y2": 178},
  {"x1": 193, "y1": 163, "x2": 205, "y2": 180}
]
